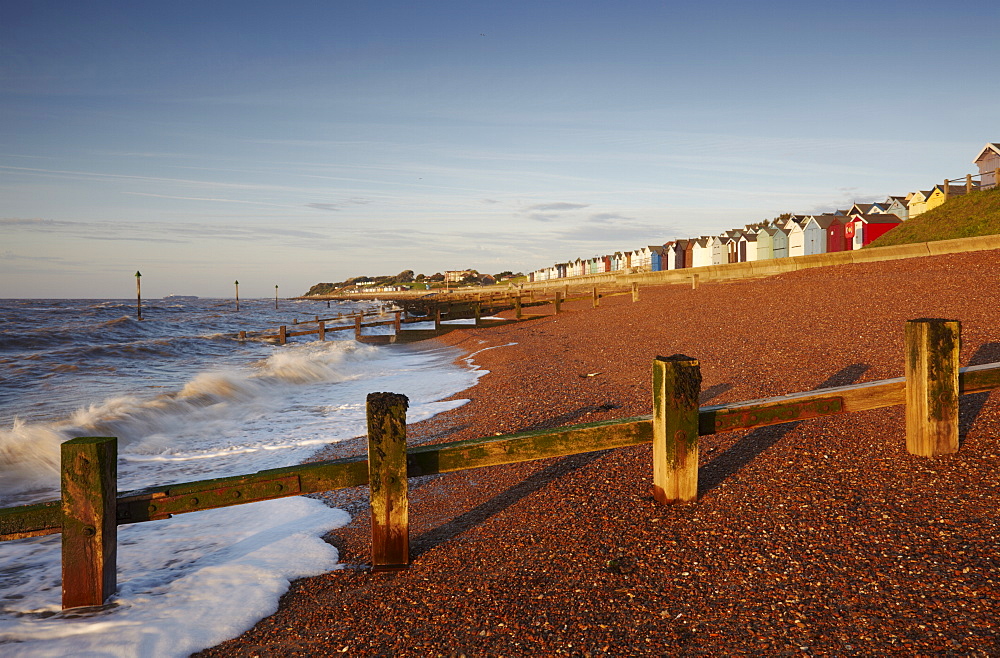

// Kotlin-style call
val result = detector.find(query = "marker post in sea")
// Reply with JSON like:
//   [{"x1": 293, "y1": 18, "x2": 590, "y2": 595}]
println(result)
[
  {"x1": 235, "y1": 280, "x2": 240, "y2": 312},
  {"x1": 135, "y1": 271, "x2": 142, "y2": 321},
  {"x1": 275, "y1": 284, "x2": 279, "y2": 310}
]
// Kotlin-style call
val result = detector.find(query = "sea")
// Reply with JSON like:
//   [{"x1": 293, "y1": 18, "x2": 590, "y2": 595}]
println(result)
[{"x1": 0, "y1": 297, "x2": 487, "y2": 656}]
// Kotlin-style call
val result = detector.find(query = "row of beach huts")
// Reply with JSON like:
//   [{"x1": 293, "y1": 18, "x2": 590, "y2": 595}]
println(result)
[{"x1": 526, "y1": 143, "x2": 1000, "y2": 282}]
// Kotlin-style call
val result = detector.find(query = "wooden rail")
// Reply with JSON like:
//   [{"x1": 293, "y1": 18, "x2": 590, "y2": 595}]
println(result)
[{"x1": 0, "y1": 319, "x2": 989, "y2": 607}]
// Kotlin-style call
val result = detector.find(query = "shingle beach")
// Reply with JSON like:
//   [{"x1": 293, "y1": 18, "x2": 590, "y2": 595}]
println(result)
[{"x1": 199, "y1": 249, "x2": 1000, "y2": 656}]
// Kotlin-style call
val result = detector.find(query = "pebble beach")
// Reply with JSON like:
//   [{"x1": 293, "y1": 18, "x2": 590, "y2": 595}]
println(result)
[{"x1": 199, "y1": 248, "x2": 1000, "y2": 656}]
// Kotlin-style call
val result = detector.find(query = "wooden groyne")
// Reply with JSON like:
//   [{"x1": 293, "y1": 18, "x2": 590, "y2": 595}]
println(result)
[
  {"x1": 254, "y1": 283, "x2": 645, "y2": 345},
  {"x1": 0, "y1": 319, "x2": 990, "y2": 608}
]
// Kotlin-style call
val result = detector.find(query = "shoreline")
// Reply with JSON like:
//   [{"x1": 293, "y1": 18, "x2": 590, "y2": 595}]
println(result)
[{"x1": 200, "y1": 248, "x2": 1000, "y2": 655}]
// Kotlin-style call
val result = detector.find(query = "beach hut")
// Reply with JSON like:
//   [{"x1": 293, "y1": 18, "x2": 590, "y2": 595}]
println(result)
[
  {"x1": 804, "y1": 215, "x2": 835, "y2": 255},
  {"x1": 907, "y1": 190, "x2": 931, "y2": 218},
  {"x1": 650, "y1": 245, "x2": 667, "y2": 272},
  {"x1": 973, "y1": 142, "x2": 1000, "y2": 189},
  {"x1": 786, "y1": 221, "x2": 805, "y2": 257},
  {"x1": 556, "y1": 263, "x2": 568, "y2": 278},
  {"x1": 850, "y1": 214, "x2": 903, "y2": 249},
  {"x1": 882, "y1": 196, "x2": 909, "y2": 221},
  {"x1": 690, "y1": 238, "x2": 712, "y2": 268},
  {"x1": 710, "y1": 236, "x2": 729, "y2": 265},
  {"x1": 926, "y1": 183, "x2": 976, "y2": 212},
  {"x1": 756, "y1": 227, "x2": 774, "y2": 260},
  {"x1": 737, "y1": 232, "x2": 758, "y2": 262},
  {"x1": 771, "y1": 226, "x2": 789, "y2": 259},
  {"x1": 671, "y1": 240, "x2": 691, "y2": 269},
  {"x1": 827, "y1": 217, "x2": 849, "y2": 252}
]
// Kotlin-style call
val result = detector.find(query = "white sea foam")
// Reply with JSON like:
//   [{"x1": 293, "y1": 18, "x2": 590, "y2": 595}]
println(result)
[
  {"x1": 0, "y1": 497, "x2": 347, "y2": 658},
  {"x1": 0, "y1": 335, "x2": 486, "y2": 656}
]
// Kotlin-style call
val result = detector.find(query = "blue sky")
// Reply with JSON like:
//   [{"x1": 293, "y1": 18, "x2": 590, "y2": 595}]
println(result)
[{"x1": 2, "y1": 1, "x2": 998, "y2": 298}]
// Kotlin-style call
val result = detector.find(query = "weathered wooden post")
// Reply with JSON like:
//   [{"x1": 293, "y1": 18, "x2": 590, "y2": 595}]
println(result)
[
  {"x1": 592, "y1": 286, "x2": 599, "y2": 308},
  {"x1": 275, "y1": 285, "x2": 279, "y2": 310},
  {"x1": 515, "y1": 295, "x2": 522, "y2": 319},
  {"x1": 905, "y1": 318, "x2": 960, "y2": 457},
  {"x1": 943, "y1": 178, "x2": 950, "y2": 201},
  {"x1": 652, "y1": 355, "x2": 702, "y2": 504},
  {"x1": 691, "y1": 274, "x2": 699, "y2": 290},
  {"x1": 966, "y1": 173, "x2": 974, "y2": 194},
  {"x1": 631, "y1": 282, "x2": 639, "y2": 302},
  {"x1": 554, "y1": 291, "x2": 562, "y2": 314},
  {"x1": 61, "y1": 436, "x2": 117, "y2": 609},
  {"x1": 318, "y1": 321, "x2": 326, "y2": 342},
  {"x1": 278, "y1": 325, "x2": 287, "y2": 345},
  {"x1": 474, "y1": 302, "x2": 482, "y2": 327},
  {"x1": 994, "y1": 167, "x2": 1000, "y2": 190},
  {"x1": 234, "y1": 280, "x2": 240, "y2": 312},
  {"x1": 394, "y1": 311, "x2": 402, "y2": 334},
  {"x1": 529, "y1": 289, "x2": 535, "y2": 302},
  {"x1": 135, "y1": 271, "x2": 142, "y2": 321},
  {"x1": 238, "y1": 330, "x2": 247, "y2": 340},
  {"x1": 367, "y1": 393, "x2": 410, "y2": 570},
  {"x1": 355, "y1": 314, "x2": 362, "y2": 340},
  {"x1": 434, "y1": 307, "x2": 442, "y2": 331}
]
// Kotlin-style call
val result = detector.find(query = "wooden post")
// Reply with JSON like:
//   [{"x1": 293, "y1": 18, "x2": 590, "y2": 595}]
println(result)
[
  {"x1": 367, "y1": 392, "x2": 410, "y2": 570},
  {"x1": 943, "y1": 178, "x2": 950, "y2": 201},
  {"x1": 515, "y1": 295, "x2": 522, "y2": 319},
  {"x1": 994, "y1": 167, "x2": 1000, "y2": 190},
  {"x1": 61, "y1": 436, "x2": 117, "y2": 609},
  {"x1": 652, "y1": 355, "x2": 702, "y2": 504},
  {"x1": 554, "y1": 291, "x2": 562, "y2": 314},
  {"x1": 355, "y1": 315, "x2": 362, "y2": 340},
  {"x1": 293, "y1": 318, "x2": 298, "y2": 325},
  {"x1": 278, "y1": 325, "x2": 287, "y2": 345},
  {"x1": 234, "y1": 280, "x2": 239, "y2": 312},
  {"x1": 434, "y1": 308, "x2": 442, "y2": 331},
  {"x1": 905, "y1": 319, "x2": 960, "y2": 457},
  {"x1": 318, "y1": 321, "x2": 326, "y2": 341},
  {"x1": 135, "y1": 271, "x2": 142, "y2": 321},
  {"x1": 238, "y1": 330, "x2": 246, "y2": 340},
  {"x1": 529, "y1": 290, "x2": 535, "y2": 302},
  {"x1": 631, "y1": 282, "x2": 639, "y2": 302},
  {"x1": 474, "y1": 302, "x2": 482, "y2": 327},
  {"x1": 592, "y1": 286, "x2": 599, "y2": 308},
  {"x1": 691, "y1": 274, "x2": 699, "y2": 290},
  {"x1": 966, "y1": 173, "x2": 974, "y2": 194},
  {"x1": 394, "y1": 311, "x2": 401, "y2": 334}
]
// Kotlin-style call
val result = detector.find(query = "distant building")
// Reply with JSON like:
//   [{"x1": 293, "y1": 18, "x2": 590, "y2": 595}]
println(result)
[{"x1": 445, "y1": 270, "x2": 477, "y2": 283}]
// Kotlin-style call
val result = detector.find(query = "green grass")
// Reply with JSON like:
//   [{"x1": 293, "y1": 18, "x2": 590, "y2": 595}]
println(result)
[{"x1": 869, "y1": 187, "x2": 1000, "y2": 247}]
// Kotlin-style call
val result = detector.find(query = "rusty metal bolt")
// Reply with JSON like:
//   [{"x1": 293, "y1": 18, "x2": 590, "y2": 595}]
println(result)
[{"x1": 82, "y1": 526, "x2": 96, "y2": 537}]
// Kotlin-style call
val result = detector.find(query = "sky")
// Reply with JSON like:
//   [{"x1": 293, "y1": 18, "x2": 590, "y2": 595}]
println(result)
[{"x1": 2, "y1": 1, "x2": 999, "y2": 298}]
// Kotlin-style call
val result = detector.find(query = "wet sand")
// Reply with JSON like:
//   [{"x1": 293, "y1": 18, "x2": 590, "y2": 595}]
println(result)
[{"x1": 199, "y1": 249, "x2": 1000, "y2": 656}]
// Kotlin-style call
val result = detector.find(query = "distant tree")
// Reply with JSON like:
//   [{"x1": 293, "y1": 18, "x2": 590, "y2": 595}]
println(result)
[
  {"x1": 494, "y1": 270, "x2": 514, "y2": 279},
  {"x1": 396, "y1": 269, "x2": 415, "y2": 283},
  {"x1": 416, "y1": 273, "x2": 425, "y2": 281},
  {"x1": 427, "y1": 272, "x2": 445, "y2": 282}
]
